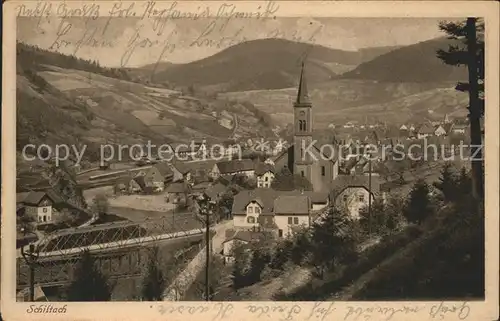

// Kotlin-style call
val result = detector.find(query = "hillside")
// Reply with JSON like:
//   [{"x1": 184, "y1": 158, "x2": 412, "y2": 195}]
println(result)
[
  {"x1": 146, "y1": 39, "x2": 398, "y2": 93},
  {"x1": 16, "y1": 43, "x2": 275, "y2": 166},
  {"x1": 340, "y1": 37, "x2": 468, "y2": 82},
  {"x1": 220, "y1": 80, "x2": 466, "y2": 127}
]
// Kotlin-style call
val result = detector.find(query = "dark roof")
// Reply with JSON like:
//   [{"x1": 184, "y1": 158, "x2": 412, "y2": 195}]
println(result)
[
  {"x1": 216, "y1": 159, "x2": 255, "y2": 174},
  {"x1": 133, "y1": 176, "x2": 146, "y2": 189},
  {"x1": 294, "y1": 62, "x2": 311, "y2": 106},
  {"x1": 171, "y1": 161, "x2": 192, "y2": 174},
  {"x1": 274, "y1": 143, "x2": 338, "y2": 165},
  {"x1": 231, "y1": 188, "x2": 326, "y2": 216},
  {"x1": 154, "y1": 162, "x2": 174, "y2": 177},
  {"x1": 223, "y1": 230, "x2": 267, "y2": 243},
  {"x1": 165, "y1": 182, "x2": 191, "y2": 194},
  {"x1": 204, "y1": 183, "x2": 227, "y2": 200},
  {"x1": 255, "y1": 162, "x2": 275, "y2": 176},
  {"x1": 417, "y1": 123, "x2": 435, "y2": 134},
  {"x1": 192, "y1": 181, "x2": 211, "y2": 192},
  {"x1": 330, "y1": 174, "x2": 380, "y2": 199},
  {"x1": 274, "y1": 195, "x2": 310, "y2": 214},
  {"x1": 16, "y1": 190, "x2": 63, "y2": 206}
]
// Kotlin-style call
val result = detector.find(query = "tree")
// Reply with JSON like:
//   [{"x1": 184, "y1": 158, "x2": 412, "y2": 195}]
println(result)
[
  {"x1": 66, "y1": 250, "x2": 112, "y2": 301},
  {"x1": 141, "y1": 247, "x2": 166, "y2": 301},
  {"x1": 403, "y1": 180, "x2": 434, "y2": 225},
  {"x1": 91, "y1": 194, "x2": 109, "y2": 215},
  {"x1": 359, "y1": 198, "x2": 387, "y2": 236},
  {"x1": 231, "y1": 242, "x2": 253, "y2": 289},
  {"x1": 17, "y1": 210, "x2": 35, "y2": 235},
  {"x1": 456, "y1": 167, "x2": 473, "y2": 197},
  {"x1": 289, "y1": 226, "x2": 312, "y2": 265},
  {"x1": 310, "y1": 207, "x2": 358, "y2": 278},
  {"x1": 437, "y1": 18, "x2": 484, "y2": 200},
  {"x1": 433, "y1": 163, "x2": 459, "y2": 203}
]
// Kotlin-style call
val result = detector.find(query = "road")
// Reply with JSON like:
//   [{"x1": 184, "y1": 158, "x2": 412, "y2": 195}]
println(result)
[{"x1": 162, "y1": 220, "x2": 233, "y2": 300}]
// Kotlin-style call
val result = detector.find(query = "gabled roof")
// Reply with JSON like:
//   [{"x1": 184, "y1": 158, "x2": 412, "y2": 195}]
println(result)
[
  {"x1": 16, "y1": 190, "x2": 63, "y2": 206},
  {"x1": 417, "y1": 123, "x2": 435, "y2": 134},
  {"x1": 254, "y1": 162, "x2": 275, "y2": 176},
  {"x1": 192, "y1": 181, "x2": 211, "y2": 192},
  {"x1": 154, "y1": 162, "x2": 174, "y2": 177},
  {"x1": 223, "y1": 230, "x2": 266, "y2": 243},
  {"x1": 204, "y1": 182, "x2": 228, "y2": 200},
  {"x1": 330, "y1": 174, "x2": 380, "y2": 200},
  {"x1": 216, "y1": 159, "x2": 255, "y2": 174},
  {"x1": 165, "y1": 182, "x2": 191, "y2": 194},
  {"x1": 274, "y1": 195, "x2": 310, "y2": 214},
  {"x1": 171, "y1": 161, "x2": 192, "y2": 174},
  {"x1": 133, "y1": 176, "x2": 146, "y2": 190}
]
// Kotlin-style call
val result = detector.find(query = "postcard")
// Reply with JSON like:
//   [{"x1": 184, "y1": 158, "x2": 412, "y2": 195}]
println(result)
[{"x1": 2, "y1": 1, "x2": 499, "y2": 320}]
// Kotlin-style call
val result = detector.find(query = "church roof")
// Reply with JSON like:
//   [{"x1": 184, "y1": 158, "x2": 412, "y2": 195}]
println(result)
[{"x1": 294, "y1": 62, "x2": 311, "y2": 107}]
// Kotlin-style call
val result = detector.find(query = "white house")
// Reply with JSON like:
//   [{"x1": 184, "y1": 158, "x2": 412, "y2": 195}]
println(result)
[
  {"x1": 399, "y1": 124, "x2": 408, "y2": 130},
  {"x1": 212, "y1": 159, "x2": 255, "y2": 178},
  {"x1": 273, "y1": 195, "x2": 311, "y2": 238},
  {"x1": 222, "y1": 230, "x2": 264, "y2": 264},
  {"x1": 331, "y1": 175, "x2": 381, "y2": 219},
  {"x1": 255, "y1": 163, "x2": 275, "y2": 188},
  {"x1": 16, "y1": 191, "x2": 60, "y2": 223}
]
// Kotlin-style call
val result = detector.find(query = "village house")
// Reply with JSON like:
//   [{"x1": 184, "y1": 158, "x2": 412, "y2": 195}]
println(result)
[
  {"x1": 451, "y1": 123, "x2": 469, "y2": 135},
  {"x1": 330, "y1": 175, "x2": 382, "y2": 219},
  {"x1": 399, "y1": 124, "x2": 408, "y2": 131},
  {"x1": 132, "y1": 166, "x2": 165, "y2": 193},
  {"x1": 230, "y1": 188, "x2": 329, "y2": 236},
  {"x1": 434, "y1": 123, "x2": 453, "y2": 137},
  {"x1": 255, "y1": 163, "x2": 275, "y2": 188},
  {"x1": 273, "y1": 195, "x2": 311, "y2": 238},
  {"x1": 221, "y1": 230, "x2": 265, "y2": 264},
  {"x1": 204, "y1": 182, "x2": 228, "y2": 203},
  {"x1": 16, "y1": 190, "x2": 62, "y2": 223},
  {"x1": 416, "y1": 123, "x2": 435, "y2": 139},
  {"x1": 211, "y1": 159, "x2": 255, "y2": 178},
  {"x1": 273, "y1": 63, "x2": 339, "y2": 192},
  {"x1": 16, "y1": 189, "x2": 88, "y2": 226},
  {"x1": 191, "y1": 181, "x2": 212, "y2": 198},
  {"x1": 170, "y1": 161, "x2": 193, "y2": 183},
  {"x1": 165, "y1": 182, "x2": 191, "y2": 204}
]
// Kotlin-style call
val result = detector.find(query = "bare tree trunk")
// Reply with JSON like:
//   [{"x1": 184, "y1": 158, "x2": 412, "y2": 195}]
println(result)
[{"x1": 466, "y1": 18, "x2": 484, "y2": 200}]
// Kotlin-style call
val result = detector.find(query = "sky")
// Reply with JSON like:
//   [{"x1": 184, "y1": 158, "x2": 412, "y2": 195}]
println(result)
[{"x1": 17, "y1": 16, "x2": 451, "y2": 68}]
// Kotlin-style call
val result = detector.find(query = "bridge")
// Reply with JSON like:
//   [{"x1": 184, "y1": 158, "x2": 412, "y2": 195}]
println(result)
[{"x1": 16, "y1": 212, "x2": 208, "y2": 298}]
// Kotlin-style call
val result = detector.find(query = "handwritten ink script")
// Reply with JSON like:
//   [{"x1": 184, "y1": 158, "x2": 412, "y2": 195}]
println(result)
[
  {"x1": 15, "y1": 0, "x2": 324, "y2": 72},
  {"x1": 155, "y1": 302, "x2": 472, "y2": 321}
]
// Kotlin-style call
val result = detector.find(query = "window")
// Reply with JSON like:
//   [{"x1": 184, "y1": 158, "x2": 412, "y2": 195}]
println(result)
[
  {"x1": 288, "y1": 217, "x2": 293, "y2": 224},
  {"x1": 303, "y1": 121, "x2": 307, "y2": 131},
  {"x1": 43, "y1": 208, "x2": 48, "y2": 213},
  {"x1": 343, "y1": 194, "x2": 348, "y2": 202},
  {"x1": 265, "y1": 176, "x2": 268, "y2": 182},
  {"x1": 248, "y1": 207, "x2": 253, "y2": 214},
  {"x1": 300, "y1": 147, "x2": 304, "y2": 158},
  {"x1": 293, "y1": 217, "x2": 299, "y2": 224},
  {"x1": 321, "y1": 166, "x2": 325, "y2": 176},
  {"x1": 247, "y1": 216, "x2": 256, "y2": 223},
  {"x1": 278, "y1": 229, "x2": 283, "y2": 237},
  {"x1": 358, "y1": 194, "x2": 365, "y2": 202},
  {"x1": 255, "y1": 207, "x2": 261, "y2": 214},
  {"x1": 43, "y1": 215, "x2": 47, "y2": 222},
  {"x1": 301, "y1": 171, "x2": 304, "y2": 177}
]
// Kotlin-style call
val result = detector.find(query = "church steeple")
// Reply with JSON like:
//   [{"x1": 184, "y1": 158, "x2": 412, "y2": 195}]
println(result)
[{"x1": 295, "y1": 62, "x2": 311, "y2": 107}]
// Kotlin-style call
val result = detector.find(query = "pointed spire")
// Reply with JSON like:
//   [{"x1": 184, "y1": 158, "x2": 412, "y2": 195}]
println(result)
[{"x1": 295, "y1": 61, "x2": 311, "y2": 106}]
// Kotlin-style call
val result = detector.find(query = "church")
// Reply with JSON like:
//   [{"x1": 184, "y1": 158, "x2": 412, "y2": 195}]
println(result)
[{"x1": 273, "y1": 63, "x2": 339, "y2": 192}]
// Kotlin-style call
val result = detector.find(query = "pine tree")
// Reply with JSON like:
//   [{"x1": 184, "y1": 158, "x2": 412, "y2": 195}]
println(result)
[
  {"x1": 437, "y1": 18, "x2": 484, "y2": 200},
  {"x1": 66, "y1": 250, "x2": 112, "y2": 301},
  {"x1": 433, "y1": 163, "x2": 459, "y2": 203},
  {"x1": 403, "y1": 180, "x2": 434, "y2": 225},
  {"x1": 141, "y1": 247, "x2": 166, "y2": 301},
  {"x1": 310, "y1": 207, "x2": 357, "y2": 278},
  {"x1": 359, "y1": 198, "x2": 387, "y2": 236},
  {"x1": 456, "y1": 167, "x2": 473, "y2": 200}
]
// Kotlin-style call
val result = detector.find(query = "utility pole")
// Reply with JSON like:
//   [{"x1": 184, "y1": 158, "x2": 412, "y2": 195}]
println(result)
[
  {"x1": 205, "y1": 203, "x2": 210, "y2": 302},
  {"x1": 21, "y1": 243, "x2": 40, "y2": 301},
  {"x1": 368, "y1": 156, "x2": 373, "y2": 236}
]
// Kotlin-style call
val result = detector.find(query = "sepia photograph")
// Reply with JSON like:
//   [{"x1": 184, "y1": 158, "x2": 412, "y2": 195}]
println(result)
[{"x1": 2, "y1": 1, "x2": 499, "y2": 320}]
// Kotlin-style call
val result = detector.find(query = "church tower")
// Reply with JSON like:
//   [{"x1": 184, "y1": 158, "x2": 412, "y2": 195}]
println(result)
[{"x1": 293, "y1": 62, "x2": 314, "y2": 183}]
